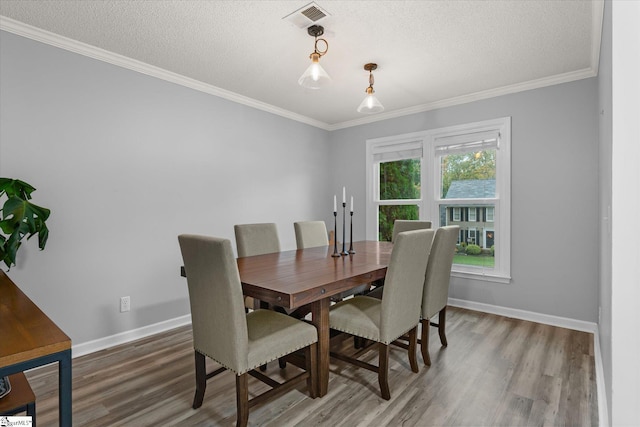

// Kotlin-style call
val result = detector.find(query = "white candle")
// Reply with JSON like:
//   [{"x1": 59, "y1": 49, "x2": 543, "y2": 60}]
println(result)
[
  {"x1": 333, "y1": 195, "x2": 337, "y2": 212},
  {"x1": 350, "y1": 196, "x2": 354, "y2": 212},
  {"x1": 342, "y1": 187, "x2": 346, "y2": 203}
]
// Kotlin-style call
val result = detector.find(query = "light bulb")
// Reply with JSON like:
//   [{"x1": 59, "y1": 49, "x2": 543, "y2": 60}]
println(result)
[
  {"x1": 357, "y1": 93, "x2": 384, "y2": 114},
  {"x1": 298, "y1": 53, "x2": 331, "y2": 89}
]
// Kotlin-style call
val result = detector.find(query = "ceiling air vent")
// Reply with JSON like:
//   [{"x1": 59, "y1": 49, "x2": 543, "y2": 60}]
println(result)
[{"x1": 283, "y1": 2, "x2": 331, "y2": 29}]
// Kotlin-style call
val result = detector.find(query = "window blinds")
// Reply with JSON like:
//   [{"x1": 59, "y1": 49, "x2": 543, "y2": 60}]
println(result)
[
  {"x1": 434, "y1": 130, "x2": 500, "y2": 155},
  {"x1": 372, "y1": 140, "x2": 423, "y2": 163}
]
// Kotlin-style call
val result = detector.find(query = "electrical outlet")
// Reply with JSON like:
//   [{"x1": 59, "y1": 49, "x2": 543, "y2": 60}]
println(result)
[{"x1": 120, "y1": 296, "x2": 131, "y2": 312}]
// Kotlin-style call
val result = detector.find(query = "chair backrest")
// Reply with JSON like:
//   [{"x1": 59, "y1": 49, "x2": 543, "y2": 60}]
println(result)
[
  {"x1": 234, "y1": 223, "x2": 281, "y2": 257},
  {"x1": 178, "y1": 234, "x2": 249, "y2": 373},
  {"x1": 380, "y1": 229, "x2": 435, "y2": 344},
  {"x1": 391, "y1": 220, "x2": 432, "y2": 243},
  {"x1": 422, "y1": 226, "x2": 459, "y2": 320},
  {"x1": 294, "y1": 221, "x2": 329, "y2": 249}
]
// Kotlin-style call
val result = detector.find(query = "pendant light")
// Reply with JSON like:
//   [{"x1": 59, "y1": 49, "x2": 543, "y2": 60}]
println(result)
[
  {"x1": 357, "y1": 63, "x2": 384, "y2": 114},
  {"x1": 298, "y1": 25, "x2": 331, "y2": 89}
]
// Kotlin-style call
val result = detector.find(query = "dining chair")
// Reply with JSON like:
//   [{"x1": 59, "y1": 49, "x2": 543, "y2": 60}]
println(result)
[
  {"x1": 235, "y1": 222, "x2": 310, "y2": 332},
  {"x1": 178, "y1": 234, "x2": 318, "y2": 427},
  {"x1": 328, "y1": 229, "x2": 435, "y2": 400},
  {"x1": 234, "y1": 222, "x2": 281, "y2": 257},
  {"x1": 391, "y1": 220, "x2": 432, "y2": 243},
  {"x1": 294, "y1": 221, "x2": 329, "y2": 249},
  {"x1": 362, "y1": 219, "x2": 432, "y2": 302},
  {"x1": 233, "y1": 222, "x2": 281, "y2": 311},
  {"x1": 419, "y1": 225, "x2": 459, "y2": 366}
]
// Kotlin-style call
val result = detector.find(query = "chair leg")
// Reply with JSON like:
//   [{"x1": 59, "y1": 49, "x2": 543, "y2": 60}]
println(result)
[
  {"x1": 438, "y1": 307, "x2": 448, "y2": 347},
  {"x1": 193, "y1": 351, "x2": 207, "y2": 409},
  {"x1": 421, "y1": 318, "x2": 431, "y2": 366},
  {"x1": 306, "y1": 342, "x2": 318, "y2": 398},
  {"x1": 378, "y1": 343, "x2": 391, "y2": 400},
  {"x1": 236, "y1": 373, "x2": 249, "y2": 427},
  {"x1": 408, "y1": 327, "x2": 419, "y2": 373}
]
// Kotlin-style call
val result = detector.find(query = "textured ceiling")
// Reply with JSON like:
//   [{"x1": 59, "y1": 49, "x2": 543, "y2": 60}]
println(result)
[{"x1": 0, "y1": 1, "x2": 603, "y2": 130}]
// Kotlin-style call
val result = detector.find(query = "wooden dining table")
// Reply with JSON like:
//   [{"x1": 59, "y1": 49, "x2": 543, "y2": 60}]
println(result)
[{"x1": 236, "y1": 240, "x2": 393, "y2": 397}]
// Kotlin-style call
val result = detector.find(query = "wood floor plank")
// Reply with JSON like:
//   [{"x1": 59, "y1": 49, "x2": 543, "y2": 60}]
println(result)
[{"x1": 24, "y1": 307, "x2": 598, "y2": 426}]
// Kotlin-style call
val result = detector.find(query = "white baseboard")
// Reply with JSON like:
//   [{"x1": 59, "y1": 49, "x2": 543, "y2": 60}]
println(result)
[
  {"x1": 448, "y1": 297, "x2": 608, "y2": 426},
  {"x1": 593, "y1": 326, "x2": 610, "y2": 427},
  {"x1": 448, "y1": 298, "x2": 598, "y2": 333},
  {"x1": 71, "y1": 314, "x2": 192, "y2": 358}
]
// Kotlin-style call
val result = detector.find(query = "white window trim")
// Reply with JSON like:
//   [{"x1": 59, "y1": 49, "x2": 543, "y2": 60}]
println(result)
[
  {"x1": 486, "y1": 206, "x2": 495, "y2": 222},
  {"x1": 468, "y1": 207, "x2": 477, "y2": 222},
  {"x1": 366, "y1": 117, "x2": 511, "y2": 284}
]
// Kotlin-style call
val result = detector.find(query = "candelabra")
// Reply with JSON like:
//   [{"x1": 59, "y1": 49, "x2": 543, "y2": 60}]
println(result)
[
  {"x1": 348, "y1": 210, "x2": 355, "y2": 254},
  {"x1": 332, "y1": 210, "x2": 340, "y2": 257},
  {"x1": 341, "y1": 202, "x2": 349, "y2": 255}
]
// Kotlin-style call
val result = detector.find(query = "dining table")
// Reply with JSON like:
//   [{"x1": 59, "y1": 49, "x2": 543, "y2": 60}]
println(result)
[{"x1": 235, "y1": 240, "x2": 392, "y2": 397}]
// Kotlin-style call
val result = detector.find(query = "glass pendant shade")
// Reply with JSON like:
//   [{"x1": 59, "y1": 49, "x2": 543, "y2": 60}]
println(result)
[
  {"x1": 357, "y1": 92, "x2": 384, "y2": 113},
  {"x1": 357, "y1": 63, "x2": 384, "y2": 113},
  {"x1": 298, "y1": 53, "x2": 331, "y2": 89}
]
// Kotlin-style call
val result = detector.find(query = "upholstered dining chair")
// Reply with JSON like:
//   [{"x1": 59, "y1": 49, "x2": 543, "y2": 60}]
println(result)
[
  {"x1": 419, "y1": 225, "x2": 459, "y2": 366},
  {"x1": 391, "y1": 220, "x2": 432, "y2": 243},
  {"x1": 362, "y1": 219, "x2": 433, "y2": 302},
  {"x1": 234, "y1": 222, "x2": 281, "y2": 257},
  {"x1": 178, "y1": 234, "x2": 318, "y2": 427},
  {"x1": 293, "y1": 221, "x2": 329, "y2": 249},
  {"x1": 234, "y1": 222, "x2": 281, "y2": 311},
  {"x1": 235, "y1": 222, "x2": 307, "y2": 368},
  {"x1": 328, "y1": 229, "x2": 435, "y2": 400}
]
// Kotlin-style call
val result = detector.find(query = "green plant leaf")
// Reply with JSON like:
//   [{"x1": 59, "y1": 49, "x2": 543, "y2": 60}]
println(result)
[
  {"x1": 0, "y1": 178, "x2": 51, "y2": 268},
  {"x1": 0, "y1": 178, "x2": 36, "y2": 200}
]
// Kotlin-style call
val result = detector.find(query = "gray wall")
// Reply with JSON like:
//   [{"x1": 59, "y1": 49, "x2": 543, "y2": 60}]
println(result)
[
  {"x1": 329, "y1": 78, "x2": 600, "y2": 322},
  {"x1": 0, "y1": 31, "x2": 330, "y2": 345}
]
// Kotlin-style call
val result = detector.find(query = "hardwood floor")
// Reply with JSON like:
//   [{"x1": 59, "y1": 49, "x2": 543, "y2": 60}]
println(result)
[{"x1": 24, "y1": 306, "x2": 598, "y2": 426}]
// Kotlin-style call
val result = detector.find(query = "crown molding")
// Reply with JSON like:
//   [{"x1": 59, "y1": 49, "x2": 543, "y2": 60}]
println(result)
[
  {"x1": 0, "y1": 16, "x2": 332, "y2": 131},
  {"x1": 590, "y1": 0, "x2": 605, "y2": 77},
  {"x1": 328, "y1": 67, "x2": 598, "y2": 131}
]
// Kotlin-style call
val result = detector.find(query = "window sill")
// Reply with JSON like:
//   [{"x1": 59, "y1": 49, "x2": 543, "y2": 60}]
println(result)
[{"x1": 451, "y1": 269, "x2": 511, "y2": 284}]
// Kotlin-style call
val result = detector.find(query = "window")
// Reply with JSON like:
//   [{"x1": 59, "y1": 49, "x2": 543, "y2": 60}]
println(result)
[
  {"x1": 453, "y1": 207, "x2": 461, "y2": 221},
  {"x1": 468, "y1": 208, "x2": 477, "y2": 222},
  {"x1": 369, "y1": 140, "x2": 423, "y2": 241},
  {"x1": 486, "y1": 207, "x2": 495, "y2": 222},
  {"x1": 366, "y1": 117, "x2": 511, "y2": 283}
]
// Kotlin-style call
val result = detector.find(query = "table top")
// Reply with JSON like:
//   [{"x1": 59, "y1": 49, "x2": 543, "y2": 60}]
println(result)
[
  {"x1": 237, "y1": 241, "x2": 393, "y2": 309},
  {"x1": 0, "y1": 270, "x2": 71, "y2": 368}
]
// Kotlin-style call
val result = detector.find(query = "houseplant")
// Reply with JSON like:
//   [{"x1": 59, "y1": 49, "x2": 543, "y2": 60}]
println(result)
[{"x1": 0, "y1": 178, "x2": 51, "y2": 269}]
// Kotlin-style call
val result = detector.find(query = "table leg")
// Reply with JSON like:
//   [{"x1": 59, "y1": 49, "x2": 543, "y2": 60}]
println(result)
[
  {"x1": 58, "y1": 349, "x2": 72, "y2": 427},
  {"x1": 310, "y1": 298, "x2": 330, "y2": 397}
]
